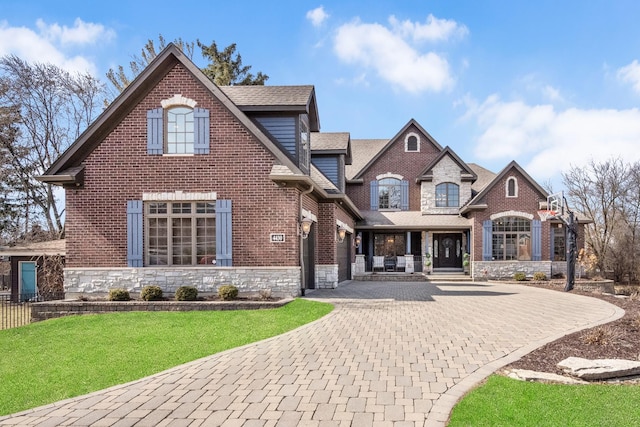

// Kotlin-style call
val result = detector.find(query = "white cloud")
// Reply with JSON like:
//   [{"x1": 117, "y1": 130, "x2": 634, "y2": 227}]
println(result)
[
  {"x1": 306, "y1": 6, "x2": 329, "y2": 27},
  {"x1": 36, "y1": 18, "x2": 115, "y2": 46},
  {"x1": 617, "y1": 60, "x2": 640, "y2": 94},
  {"x1": 467, "y1": 95, "x2": 640, "y2": 182},
  {"x1": 333, "y1": 16, "x2": 463, "y2": 93},
  {"x1": 388, "y1": 14, "x2": 468, "y2": 43},
  {"x1": 0, "y1": 18, "x2": 115, "y2": 75}
]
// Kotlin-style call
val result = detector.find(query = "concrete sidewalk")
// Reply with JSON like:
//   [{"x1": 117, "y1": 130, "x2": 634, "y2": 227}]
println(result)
[{"x1": 0, "y1": 281, "x2": 623, "y2": 426}]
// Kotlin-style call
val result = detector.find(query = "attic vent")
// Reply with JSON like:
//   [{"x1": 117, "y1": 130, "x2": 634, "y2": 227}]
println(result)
[{"x1": 405, "y1": 132, "x2": 420, "y2": 152}]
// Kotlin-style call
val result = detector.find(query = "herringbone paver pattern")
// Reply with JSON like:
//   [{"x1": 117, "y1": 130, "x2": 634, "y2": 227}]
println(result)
[{"x1": 0, "y1": 281, "x2": 623, "y2": 426}]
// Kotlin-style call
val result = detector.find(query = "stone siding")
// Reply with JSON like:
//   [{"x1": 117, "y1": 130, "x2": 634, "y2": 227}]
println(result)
[
  {"x1": 472, "y1": 261, "x2": 552, "y2": 280},
  {"x1": 316, "y1": 264, "x2": 339, "y2": 289},
  {"x1": 421, "y1": 155, "x2": 473, "y2": 215},
  {"x1": 64, "y1": 266, "x2": 302, "y2": 298}
]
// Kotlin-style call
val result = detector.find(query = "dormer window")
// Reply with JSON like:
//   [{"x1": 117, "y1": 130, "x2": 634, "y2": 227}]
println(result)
[
  {"x1": 506, "y1": 177, "x2": 518, "y2": 197},
  {"x1": 167, "y1": 106, "x2": 194, "y2": 154},
  {"x1": 405, "y1": 132, "x2": 420, "y2": 152}
]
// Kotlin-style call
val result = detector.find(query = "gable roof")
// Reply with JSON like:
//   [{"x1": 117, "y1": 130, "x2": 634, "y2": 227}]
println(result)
[
  {"x1": 346, "y1": 139, "x2": 389, "y2": 181},
  {"x1": 220, "y1": 85, "x2": 320, "y2": 131},
  {"x1": 310, "y1": 132, "x2": 352, "y2": 164},
  {"x1": 38, "y1": 43, "x2": 304, "y2": 185},
  {"x1": 461, "y1": 160, "x2": 548, "y2": 214},
  {"x1": 467, "y1": 163, "x2": 496, "y2": 193},
  {"x1": 351, "y1": 119, "x2": 444, "y2": 181},
  {"x1": 416, "y1": 146, "x2": 477, "y2": 183}
]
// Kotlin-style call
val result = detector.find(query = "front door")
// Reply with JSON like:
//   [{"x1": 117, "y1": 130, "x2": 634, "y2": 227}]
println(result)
[
  {"x1": 19, "y1": 261, "x2": 37, "y2": 301},
  {"x1": 433, "y1": 233, "x2": 462, "y2": 269}
]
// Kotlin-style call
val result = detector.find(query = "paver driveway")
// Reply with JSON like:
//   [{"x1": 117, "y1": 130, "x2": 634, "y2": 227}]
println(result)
[{"x1": 0, "y1": 281, "x2": 623, "y2": 426}]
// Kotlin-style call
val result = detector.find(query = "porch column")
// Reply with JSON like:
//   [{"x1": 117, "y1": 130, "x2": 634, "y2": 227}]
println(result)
[{"x1": 406, "y1": 231, "x2": 411, "y2": 254}]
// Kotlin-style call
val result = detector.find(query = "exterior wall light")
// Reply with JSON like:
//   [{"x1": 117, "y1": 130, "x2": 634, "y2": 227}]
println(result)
[
  {"x1": 300, "y1": 217, "x2": 313, "y2": 239},
  {"x1": 354, "y1": 233, "x2": 362, "y2": 248},
  {"x1": 337, "y1": 225, "x2": 347, "y2": 243}
]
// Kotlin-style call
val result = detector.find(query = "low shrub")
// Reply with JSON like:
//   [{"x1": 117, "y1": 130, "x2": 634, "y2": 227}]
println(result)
[
  {"x1": 175, "y1": 286, "x2": 198, "y2": 301},
  {"x1": 140, "y1": 285, "x2": 163, "y2": 301},
  {"x1": 581, "y1": 325, "x2": 622, "y2": 346},
  {"x1": 108, "y1": 288, "x2": 130, "y2": 301},
  {"x1": 513, "y1": 272, "x2": 527, "y2": 281},
  {"x1": 532, "y1": 272, "x2": 547, "y2": 281},
  {"x1": 218, "y1": 285, "x2": 239, "y2": 301}
]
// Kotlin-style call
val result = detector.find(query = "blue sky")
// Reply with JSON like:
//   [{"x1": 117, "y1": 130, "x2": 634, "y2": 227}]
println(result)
[{"x1": 2, "y1": 1, "x2": 640, "y2": 191}]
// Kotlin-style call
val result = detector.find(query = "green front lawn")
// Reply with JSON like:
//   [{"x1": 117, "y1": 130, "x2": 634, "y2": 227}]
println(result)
[
  {"x1": 448, "y1": 375, "x2": 640, "y2": 426},
  {"x1": 0, "y1": 299, "x2": 333, "y2": 416}
]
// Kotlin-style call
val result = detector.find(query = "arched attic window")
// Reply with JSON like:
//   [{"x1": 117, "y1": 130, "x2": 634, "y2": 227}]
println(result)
[{"x1": 506, "y1": 177, "x2": 518, "y2": 197}]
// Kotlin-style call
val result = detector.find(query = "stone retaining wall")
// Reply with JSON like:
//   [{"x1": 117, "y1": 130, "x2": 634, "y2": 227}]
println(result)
[
  {"x1": 32, "y1": 298, "x2": 293, "y2": 322},
  {"x1": 64, "y1": 266, "x2": 302, "y2": 298},
  {"x1": 472, "y1": 261, "x2": 552, "y2": 280}
]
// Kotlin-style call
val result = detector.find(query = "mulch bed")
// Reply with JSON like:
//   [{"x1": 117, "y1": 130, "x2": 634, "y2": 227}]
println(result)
[{"x1": 506, "y1": 283, "x2": 640, "y2": 378}]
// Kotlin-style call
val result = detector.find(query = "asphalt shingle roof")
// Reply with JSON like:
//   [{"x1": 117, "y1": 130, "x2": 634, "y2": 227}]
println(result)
[{"x1": 219, "y1": 85, "x2": 314, "y2": 107}]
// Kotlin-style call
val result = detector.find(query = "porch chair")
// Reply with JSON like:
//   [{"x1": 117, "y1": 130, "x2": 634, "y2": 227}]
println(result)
[
  {"x1": 395, "y1": 256, "x2": 406, "y2": 272},
  {"x1": 372, "y1": 256, "x2": 385, "y2": 272}
]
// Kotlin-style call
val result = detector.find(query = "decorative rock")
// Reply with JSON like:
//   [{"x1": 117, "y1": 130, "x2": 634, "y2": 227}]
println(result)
[
  {"x1": 505, "y1": 368, "x2": 588, "y2": 384},
  {"x1": 558, "y1": 357, "x2": 640, "y2": 380}
]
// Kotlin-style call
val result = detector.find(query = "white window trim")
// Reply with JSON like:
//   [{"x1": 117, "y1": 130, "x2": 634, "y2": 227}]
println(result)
[
  {"x1": 376, "y1": 172, "x2": 404, "y2": 181},
  {"x1": 161, "y1": 94, "x2": 197, "y2": 109},
  {"x1": 490, "y1": 210, "x2": 534, "y2": 220},
  {"x1": 506, "y1": 176, "x2": 518, "y2": 198},
  {"x1": 404, "y1": 132, "x2": 420, "y2": 152},
  {"x1": 143, "y1": 191, "x2": 217, "y2": 201}
]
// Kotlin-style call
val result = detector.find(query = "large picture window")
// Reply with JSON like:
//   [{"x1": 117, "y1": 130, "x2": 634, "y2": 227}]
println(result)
[
  {"x1": 146, "y1": 201, "x2": 216, "y2": 266},
  {"x1": 435, "y1": 182, "x2": 459, "y2": 207},
  {"x1": 491, "y1": 217, "x2": 531, "y2": 261},
  {"x1": 378, "y1": 178, "x2": 402, "y2": 210},
  {"x1": 166, "y1": 106, "x2": 194, "y2": 154}
]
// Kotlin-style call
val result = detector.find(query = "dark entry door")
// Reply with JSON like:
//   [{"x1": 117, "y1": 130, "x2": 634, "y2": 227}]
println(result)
[
  {"x1": 337, "y1": 234, "x2": 351, "y2": 282},
  {"x1": 434, "y1": 233, "x2": 462, "y2": 269}
]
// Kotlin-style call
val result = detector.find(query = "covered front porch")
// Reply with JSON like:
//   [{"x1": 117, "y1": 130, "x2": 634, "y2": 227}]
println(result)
[{"x1": 354, "y1": 211, "x2": 472, "y2": 276}]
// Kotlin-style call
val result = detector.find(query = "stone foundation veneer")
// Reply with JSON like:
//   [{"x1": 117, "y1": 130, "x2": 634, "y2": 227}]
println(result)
[
  {"x1": 64, "y1": 266, "x2": 302, "y2": 297},
  {"x1": 315, "y1": 264, "x2": 339, "y2": 289},
  {"x1": 472, "y1": 261, "x2": 552, "y2": 280}
]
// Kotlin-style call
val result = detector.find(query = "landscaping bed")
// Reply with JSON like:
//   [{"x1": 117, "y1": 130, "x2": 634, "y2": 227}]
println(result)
[
  {"x1": 32, "y1": 297, "x2": 293, "y2": 322},
  {"x1": 505, "y1": 283, "x2": 640, "y2": 380}
]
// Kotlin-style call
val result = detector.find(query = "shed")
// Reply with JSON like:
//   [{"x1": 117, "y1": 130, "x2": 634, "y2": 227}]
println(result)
[{"x1": 0, "y1": 240, "x2": 66, "y2": 300}]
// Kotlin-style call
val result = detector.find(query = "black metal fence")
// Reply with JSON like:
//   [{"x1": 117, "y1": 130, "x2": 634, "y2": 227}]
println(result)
[{"x1": 1, "y1": 292, "x2": 65, "y2": 330}]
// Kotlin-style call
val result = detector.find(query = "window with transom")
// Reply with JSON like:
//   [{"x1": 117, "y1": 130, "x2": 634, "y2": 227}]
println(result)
[
  {"x1": 378, "y1": 178, "x2": 402, "y2": 210},
  {"x1": 146, "y1": 201, "x2": 216, "y2": 266},
  {"x1": 166, "y1": 106, "x2": 194, "y2": 154},
  {"x1": 491, "y1": 216, "x2": 531, "y2": 261}
]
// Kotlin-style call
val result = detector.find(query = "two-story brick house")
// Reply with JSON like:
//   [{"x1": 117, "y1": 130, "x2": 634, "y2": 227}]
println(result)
[{"x1": 39, "y1": 44, "x2": 580, "y2": 297}]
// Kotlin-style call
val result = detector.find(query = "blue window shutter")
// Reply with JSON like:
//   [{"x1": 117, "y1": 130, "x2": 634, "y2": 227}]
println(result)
[
  {"x1": 482, "y1": 220, "x2": 492, "y2": 261},
  {"x1": 532, "y1": 219, "x2": 542, "y2": 261},
  {"x1": 370, "y1": 181, "x2": 379, "y2": 210},
  {"x1": 401, "y1": 180, "x2": 409, "y2": 210},
  {"x1": 127, "y1": 200, "x2": 143, "y2": 267},
  {"x1": 193, "y1": 108, "x2": 210, "y2": 154},
  {"x1": 147, "y1": 108, "x2": 163, "y2": 155},
  {"x1": 216, "y1": 200, "x2": 232, "y2": 266}
]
